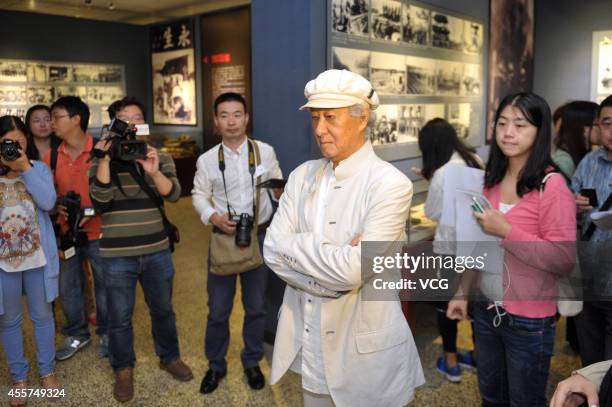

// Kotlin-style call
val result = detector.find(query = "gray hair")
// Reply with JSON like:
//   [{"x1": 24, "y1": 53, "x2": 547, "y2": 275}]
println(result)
[{"x1": 348, "y1": 103, "x2": 376, "y2": 129}]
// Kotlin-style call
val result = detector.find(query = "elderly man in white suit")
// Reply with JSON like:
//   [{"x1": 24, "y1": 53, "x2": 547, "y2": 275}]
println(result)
[{"x1": 263, "y1": 69, "x2": 425, "y2": 407}]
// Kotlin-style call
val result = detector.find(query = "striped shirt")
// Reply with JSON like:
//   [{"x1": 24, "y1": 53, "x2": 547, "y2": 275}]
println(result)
[
  {"x1": 88, "y1": 151, "x2": 181, "y2": 257},
  {"x1": 571, "y1": 146, "x2": 612, "y2": 242}
]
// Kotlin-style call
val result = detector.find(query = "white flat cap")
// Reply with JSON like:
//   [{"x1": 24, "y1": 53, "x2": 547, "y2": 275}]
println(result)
[{"x1": 300, "y1": 69, "x2": 379, "y2": 110}]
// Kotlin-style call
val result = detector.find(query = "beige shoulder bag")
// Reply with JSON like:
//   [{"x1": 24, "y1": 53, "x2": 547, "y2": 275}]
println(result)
[{"x1": 210, "y1": 139, "x2": 263, "y2": 275}]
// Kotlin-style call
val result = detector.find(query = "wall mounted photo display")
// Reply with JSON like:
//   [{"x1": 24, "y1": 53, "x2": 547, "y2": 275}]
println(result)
[
  {"x1": 591, "y1": 30, "x2": 612, "y2": 102},
  {"x1": 402, "y1": 4, "x2": 431, "y2": 46},
  {"x1": 150, "y1": 18, "x2": 197, "y2": 126},
  {"x1": 326, "y1": 0, "x2": 486, "y2": 161},
  {"x1": 332, "y1": 47, "x2": 371, "y2": 80},
  {"x1": 331, "y1": 0, "x2": 369, "y2": 37},
  {"x1": 371, "y1": 0, "x2": 402, "y2": 42},
  {"x1": 0, "y1": 58, "x2": 125, "y2": 126},
  {"x1": 487, "y1": 0, "x2": 534, "y2": 143}
]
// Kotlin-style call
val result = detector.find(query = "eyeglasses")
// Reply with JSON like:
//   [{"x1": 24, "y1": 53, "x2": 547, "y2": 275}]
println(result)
[
  {"x1": 51, "y1": 114, "x2": 69, "y2": 122},
  {"x1": 600, "y1": 120, "x2": 612, "y2": 130}
]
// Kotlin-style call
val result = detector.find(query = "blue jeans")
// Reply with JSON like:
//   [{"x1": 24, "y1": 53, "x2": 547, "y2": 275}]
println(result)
[
  {"x1": 103, "y1": 249, "x2": 180, "y2": 371},
  {"x1": 0, "y1": 268, "x2": 55, "y2": 380},
  {"x1": 472, "y1": 302, "x2": 555, "y2": 407},
  {"x1": 205, "y1": 231, "x2": 268, "y2": 372},
  {"x1": 59, "y1": 240, "x2": 107, "y2": 338}
]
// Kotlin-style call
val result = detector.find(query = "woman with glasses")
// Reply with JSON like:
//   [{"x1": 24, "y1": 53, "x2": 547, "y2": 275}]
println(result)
[
  {"x1": 0, "y1": 115, "x2": 61, "y2": 406},
  {"x1": 24, "y1": 105, "x2": 61, "y2": 161}
]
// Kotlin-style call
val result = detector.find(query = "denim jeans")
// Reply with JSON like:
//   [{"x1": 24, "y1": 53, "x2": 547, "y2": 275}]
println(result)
[
  {"x1": 59, "y1": 239, "x2": 107, "y2": 339},
  {"x1": 102, "y1": 249, "x2": 180, "y2": 371},
  {"x1": 205, "y1": 231, "x2": 268, "y2": 372},
  {"x1": 0, "y1": 268, "x2": 55, "y2": 380},
  {"x1": 472, "y1": 302, "x2": 555, "y2": 407}
]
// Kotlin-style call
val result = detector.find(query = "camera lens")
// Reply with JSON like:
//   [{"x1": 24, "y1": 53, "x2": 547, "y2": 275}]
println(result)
[{"x1": 235, "y1": 213, "x2": 253, "y2": 248}]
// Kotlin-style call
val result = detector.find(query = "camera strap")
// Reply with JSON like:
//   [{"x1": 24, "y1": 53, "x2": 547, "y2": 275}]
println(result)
[
  {"x1": 123, "y1": 162, "x2": 175, "y2": 235},
  {"x1": 217, "y1": 139, "x2": 261, "y2": 223}
]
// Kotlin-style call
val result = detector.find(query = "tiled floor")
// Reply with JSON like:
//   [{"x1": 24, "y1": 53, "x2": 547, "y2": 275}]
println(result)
[{"x1": 0, "y1": 197, "x2": 581, "y2": 406}]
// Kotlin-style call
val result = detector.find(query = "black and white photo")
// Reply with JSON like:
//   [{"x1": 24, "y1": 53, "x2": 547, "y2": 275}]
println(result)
[
  {"x1": 87, "y1": 86, "x2": 124, "y2": 105},
  {"x1": 26, "y1": 86, "x2": 54, "y2": 105},
  {"x1": 371, "y1": 104, "x2": 399, "y2": 145},
  {"x1": 462, "y1": 63, "x2": 481, "y2": 96},
  {"x1": 54, "y1": 86, "x2": 88, "y2": 101},
  {"x1": 405, "y1": 55, "x2": 436, "y2": 95},
  {"x1": 331, "y1": 0, "x2": 369, "y2": 37},
  {"x1": 73, "y1": 65, "x2": 123, "y2": 83},
  {"x1": 398, "y1": 103, "x2": 445, "y2": 142},
  {"x1": 0, "y1": 62, "x2": 27, "y2": 82},
  {"x1": 371, "y1": 52, "x2": 406, "y2": 94},
  {"x1": 332, "y1": 47, "x2": 370, "y2": 80},
  {"x1": 151, "y1": 19, "x2": 197, "y2": 125},
  {"x1": 26, "y1": 63, "x2": 47, "y2": 82},
  {"x1": 448, "y1": 103, "x2": 473, "y2": 139},
  {"x1": 47, "y1": 65, "x2": 72, "y2": 83},
  {"x1": 432, "y1": 12, "x2": 464, "y2": 51},
  {"x1": 371, "y1": 0, "x2": 402, "y2": 42},
  {"x1": 436, "y1": 60, "x2": 463, "y2": 96},
  {"x1": 463, "y1": 21, "x2": 484, "y2": 54},
  {"x1": 402, "y1": 4, "x2": 430, "y2": 46},
  {"x1": 0, "y1": 86, "x2": 26, "y2": 105},
  {"x1": 596, "y1": 32, "x2": 612, "y2": 95}
]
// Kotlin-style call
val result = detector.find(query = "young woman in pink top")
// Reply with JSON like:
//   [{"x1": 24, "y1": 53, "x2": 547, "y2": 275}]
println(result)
[{"x1": 449, "y1": 93, "x2": 576, "y2": 406}]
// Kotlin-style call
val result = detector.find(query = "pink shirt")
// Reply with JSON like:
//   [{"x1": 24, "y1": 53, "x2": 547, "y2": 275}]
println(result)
[{"x1": 483, "y1": 174, "x2": 577, "y2": 318}]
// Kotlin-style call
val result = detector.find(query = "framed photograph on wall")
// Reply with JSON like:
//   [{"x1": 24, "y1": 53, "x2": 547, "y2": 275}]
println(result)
[
  {"x1": 591, "y1": 30, "x2": 612, "y2": 103},
  {"x1": 151, "y1": 19, "x2": 197, "y2": 126}
]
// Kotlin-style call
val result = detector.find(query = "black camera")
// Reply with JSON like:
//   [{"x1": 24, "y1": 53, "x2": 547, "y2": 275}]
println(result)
[
  {"x1": 233, "y1": 213, "x2": 254, "y2": 248},
  {"x1": 57, "y1": 191, "x2": 94, "y2": 250},
  {"x1": 105, "y1": 117, "x2": 147, "y2": 161},
  {"x1": 0, "y1": 139, "x2": 21, "y2": 161}
]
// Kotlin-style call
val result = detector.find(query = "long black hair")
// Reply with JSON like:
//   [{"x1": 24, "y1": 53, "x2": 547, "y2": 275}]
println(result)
[
  {"x1": 485, "y1": 92, "x2": 562, "y2": 196},
  {"x1": 0, "y1": 115, "x2": 38, "y2": 160},
  {"x1": 24, "y1": 104, "x2": 61, "y2": 160},
  {"x1": 556, "y1": 101, "x2": 598, "y2": 166},
  {"x1": 418, "y1": 118, "x2": 482, "y2": 180}
]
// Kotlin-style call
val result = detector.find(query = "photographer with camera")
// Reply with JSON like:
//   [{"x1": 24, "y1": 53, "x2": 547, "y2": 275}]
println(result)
[
  {"x1": 89, "y1": 97, "x2": 192, "y2": 403},
  {"x1": 192, "y1": 92, "x2": 282, "y2": 394},
  {"x1": 44, "y1": 96, "x2": 108, "y2": 362},
  {"x1": 0, "y1": 116, "x2": 62, "y2": 404}
]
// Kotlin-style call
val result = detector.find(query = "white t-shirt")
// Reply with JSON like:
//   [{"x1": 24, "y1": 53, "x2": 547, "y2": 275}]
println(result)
[{"x1": 0, "y1": 177, "x2": 47, "y2": 272}]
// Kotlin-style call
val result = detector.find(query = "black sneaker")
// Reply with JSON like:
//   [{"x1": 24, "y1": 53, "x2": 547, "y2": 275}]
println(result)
[{"x1": 55, "y1": 336, "x2": 91, "y2": 361}]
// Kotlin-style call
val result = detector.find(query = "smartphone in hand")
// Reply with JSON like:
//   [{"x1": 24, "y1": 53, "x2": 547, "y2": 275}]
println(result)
[{"x1": 581, "y1": 188, "x2": 599, "y2": 207}]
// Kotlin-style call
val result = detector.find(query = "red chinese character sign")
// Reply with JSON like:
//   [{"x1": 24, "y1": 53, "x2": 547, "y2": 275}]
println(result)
[{"x1": 151, "y1": 19, "x2": 197, "y2": 126}]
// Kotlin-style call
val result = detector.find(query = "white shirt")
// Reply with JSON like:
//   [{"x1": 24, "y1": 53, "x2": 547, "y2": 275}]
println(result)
[
  {"x1": 425, "y1": 151, "x2": 483, "y2": 255},
  {"x1": 192, "y1": 138, "x2": 282, "y2": 225},
  {"x1": 290, "y1": 162, "x2": 334, "y2": 394},
  {"x1": 0, "y1": 177, "x2": 47, "y2": 272}
]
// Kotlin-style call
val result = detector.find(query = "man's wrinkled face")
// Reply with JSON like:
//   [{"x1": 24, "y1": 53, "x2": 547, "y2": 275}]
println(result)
[{"x1": 310, "y1": 107, "x2": 368, "y2": 163}]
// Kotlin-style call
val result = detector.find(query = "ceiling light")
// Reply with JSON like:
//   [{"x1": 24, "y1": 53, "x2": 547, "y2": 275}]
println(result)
[{"x1": 108, "y1": 2, "x2": 115, "y2": 10}]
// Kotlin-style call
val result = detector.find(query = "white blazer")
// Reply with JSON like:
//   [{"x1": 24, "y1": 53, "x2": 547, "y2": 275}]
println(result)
[{"x1": 264, "y1": 141, "x2": 425, "y2": 407}]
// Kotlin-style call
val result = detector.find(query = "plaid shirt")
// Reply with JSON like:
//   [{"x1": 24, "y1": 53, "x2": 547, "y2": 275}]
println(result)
[{"x1": 571, "y1": 147, "x2": 612, "y2": 242}]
